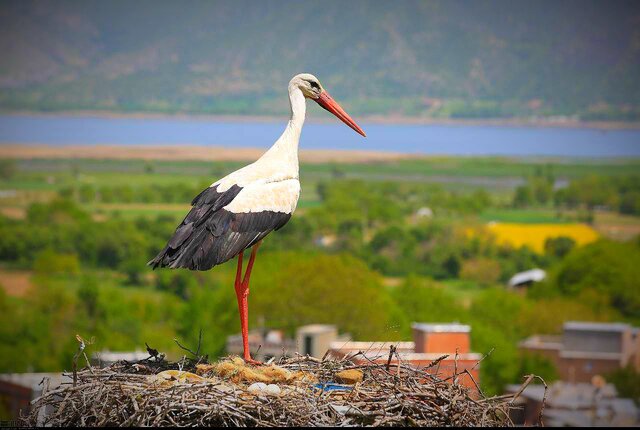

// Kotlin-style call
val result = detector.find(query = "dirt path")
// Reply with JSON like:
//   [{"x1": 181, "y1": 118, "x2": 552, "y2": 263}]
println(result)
[
  {"x1": 0, "y1": 270, "x2": 33, "y2": 297},
  {"x1": 0, "y1": 144, "x2": 412, "y2": 164}
]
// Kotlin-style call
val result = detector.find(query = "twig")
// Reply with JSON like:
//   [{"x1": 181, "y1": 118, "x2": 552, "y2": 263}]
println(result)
[
  {"x1": 174, "y1": 337, "x2": 198, "y2": 357},
  {"x1": 470, "y1": 347, "x2": 494, "y2": 371},
  {"x1": 509, "y1": 374, "x2": 535, "y2": 405},
  {"x1": 453, "y1": 348, "x2": 459, "y2": 386},
  {"x1": 385, "y1": 345, "x2": 397, "y2": 372},
  {"x1": 72, "y1": 334, "x2": 90, "y2": 387},
  {"x1": 195, "y1": 328, "x2": 203, "y2": 357}
]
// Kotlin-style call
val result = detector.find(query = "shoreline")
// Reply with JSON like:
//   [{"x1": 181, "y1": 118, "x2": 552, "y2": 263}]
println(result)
[
  {"x1": 0, "y1": 144, "x2": 414, "y2": 164},
  {"x1": 2, "y1": 109, "x2": 640, "y2": 130},
  {"x1": 1, "y1": 144, "x2": 638, "y2": 164}
]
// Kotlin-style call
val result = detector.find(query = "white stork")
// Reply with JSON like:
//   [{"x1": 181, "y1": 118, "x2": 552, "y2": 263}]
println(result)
[{"x1": 149, "y1": 73, "x2": 365, "y2": 364}]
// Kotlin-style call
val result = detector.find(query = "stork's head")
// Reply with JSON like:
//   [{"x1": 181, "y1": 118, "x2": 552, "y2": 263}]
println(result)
[{"x1": 290, "y1": 73, "x2": 366, "y2": 137}]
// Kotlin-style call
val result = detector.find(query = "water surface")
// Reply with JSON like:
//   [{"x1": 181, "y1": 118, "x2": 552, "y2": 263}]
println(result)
[{"x1": 1, "y1": 114, "x2": 638, "y2": 157}]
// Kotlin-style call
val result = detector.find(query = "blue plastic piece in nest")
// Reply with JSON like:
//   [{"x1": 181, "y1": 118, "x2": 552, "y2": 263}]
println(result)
[{"x1": 313, "y1": 383, "x2": 353, "y2": 392}]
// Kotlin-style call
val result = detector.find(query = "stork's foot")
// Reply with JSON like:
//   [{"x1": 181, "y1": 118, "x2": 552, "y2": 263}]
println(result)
[{"x1": 244, "y1": 357, "x2": 264, "y2": 366}]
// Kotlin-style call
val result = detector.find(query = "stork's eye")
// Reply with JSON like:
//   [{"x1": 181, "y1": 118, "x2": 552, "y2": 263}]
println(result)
[{"x1": 309, "y1": 81, "x2": 320, "y2": 90}]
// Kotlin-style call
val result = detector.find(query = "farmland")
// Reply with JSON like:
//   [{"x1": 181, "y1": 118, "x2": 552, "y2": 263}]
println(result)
[
  {"x1": 1, "y1": 150, "x2": 639, "y2": 396},
  {"x1": 485, "y1": 222, "x2": 600, "y2": 253}
]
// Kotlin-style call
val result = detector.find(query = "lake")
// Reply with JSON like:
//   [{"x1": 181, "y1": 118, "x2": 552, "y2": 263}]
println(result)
[{"x1": 0, "y1": 114, "x2": 639, "y2": 157}]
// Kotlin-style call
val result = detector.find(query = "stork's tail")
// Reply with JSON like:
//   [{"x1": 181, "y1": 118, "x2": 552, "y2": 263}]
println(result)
[{"x1": 147, "y1": 247, "x2": 169, "y2": 270}]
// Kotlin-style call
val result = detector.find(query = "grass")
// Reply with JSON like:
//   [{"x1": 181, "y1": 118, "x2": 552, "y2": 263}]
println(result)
[
  {"x1": 479, "y1": 208, "x2": 568, "y2": 224},
  {"x1": 4, "y1": 157, "x2": 640, "y2": 226},
  {"x1": 593, "y1": 211, "x2": 640, "y2": 241},
  {"x1": 12, "y1": 156, "x2": 640, "y2": 191},
  {"x1": 440, "y1": 279, "x2": 488, "y2": 309},
  {"x1": 89, "y1": 203, "x2": 190, "y2": 220}
]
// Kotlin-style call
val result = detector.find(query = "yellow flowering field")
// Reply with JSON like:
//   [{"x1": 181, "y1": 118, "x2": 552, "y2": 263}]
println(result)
[{"x1": 484, "y1": 222, "x2": 600, "y2": 253}]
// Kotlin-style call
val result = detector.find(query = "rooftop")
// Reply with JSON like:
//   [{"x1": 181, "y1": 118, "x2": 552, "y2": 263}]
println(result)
[
  {"x1": 519, "y1": 335, "x2": 563, "y2": 350},
  {"x1": 92, "y1": 349, "x2": 150, "y2": 364},
  {"x1": 296, "y1": 324, "x2": 337, "y2": 334},
  {"x1": 564, "y1": 321, "x2": 632, "y2": 333},
  {"x1": 508, "y1": 268, "x2": 546, "y2": 287},
  {"x1": 0, "y1": 373, "x2": 65, "y2": 392},
  {"x1": 559, "y1": 350, "x2": 623, "y2": 360},
  {"x1": 411, "y1": 323, "x2": 471, "y2": 333},
  {"x1": 506, "y1": 381, "x2": 618, "y2": 409},
  {"x1": 329, "y1": 341, "x2": 416, "y2": 353}
]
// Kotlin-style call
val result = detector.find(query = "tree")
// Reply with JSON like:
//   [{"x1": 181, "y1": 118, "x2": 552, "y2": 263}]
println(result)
[
  {"x1": 27, "y1": 198, "x2": 90, "y2": 225},
  {"x1": 554, "y1": 240, "x2": 640, "y2": 321},
  {"x1": 0, "y1": 159, "x2": 17, "y2": 180},
  {"x1": 531, "y1": 176, "x2": 553, "y2": 205},
  {"x1": 78, "y1": 184, "x2": 96, "y2": 203},
  {"x1": 392, "y1": 275, "x2": 464, "y2": 332},
  {"x1": 620, "y1": 191, "x2": 640, "y2": 216},
  {"x1": 460, "y1": 258, "x2": 501, "y2": 286},
  {"x1": 252, "y1": 252, "x2": 404, "y2": 341},
  {"x1": 544, "y1": 236, "x2": 576, "y2": 259},
  {"x1": 517, "y1": 353, "x2": 558, "y2": 386},
  {"x1": 513, "y1": 185, "x2": 533, "y2": 207},
  {"x1": 442, "y1": 254, "x2": 461, "y2": 279},
  {"x1": 120, "y1": 257, "x2": 149, "y2": 286},
  {"x1": 77, "y1": 275, "x2": 100, "y2": 319},
  {"x1": 155, "y1": 271, "x2": 198, "y2": 299},
  {"x1": 555, "y1": 175, "x2": 619, "y2": 210},
  {"x1": 33, "y1": 250, "x2": 80, "y2": 275}
]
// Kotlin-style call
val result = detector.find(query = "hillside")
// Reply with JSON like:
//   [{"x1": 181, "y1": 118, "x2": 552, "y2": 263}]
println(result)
[{"x1": 1, "y1": 0, "x2": 639, "y2": 119}]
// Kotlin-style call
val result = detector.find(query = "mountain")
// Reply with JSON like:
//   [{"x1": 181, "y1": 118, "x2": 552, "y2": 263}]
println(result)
[{"x1": 1, "y1": 0, "x2": 639, "y2": 120}]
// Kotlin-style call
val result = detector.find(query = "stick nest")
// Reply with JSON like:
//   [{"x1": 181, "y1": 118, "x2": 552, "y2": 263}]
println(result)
[{"x1": 24, "y1": 354, "x2": 517, "y2": 427}]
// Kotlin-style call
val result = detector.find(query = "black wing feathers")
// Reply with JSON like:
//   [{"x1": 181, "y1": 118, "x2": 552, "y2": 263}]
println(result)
[{"x1": 148, "y1": 184, "x2": 291, "y2": 271}]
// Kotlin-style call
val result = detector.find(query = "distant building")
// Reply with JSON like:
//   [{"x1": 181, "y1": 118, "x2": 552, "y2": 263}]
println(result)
[
  {"x1": 314, "y1": 234, "x2": 337, "y2": 248},
  {"x1": 328, "y1": 322, "x2": 482, "y2": 390},
  {"x1": 91, "y1": 349, "x2": 150, "y2": 367},
  {"x1": 227, "y1": 326, "x2": 350, "y2": 362},
  {"x1": 520, "y1": 321, "x2": 640, "y2": 383},
  {"x1": 506, "y1": 381, "x2": 639, "y2": 426},
  {"x1": 0, "y1": 373, "x2": 65, "y2": 421},
  {"x1": 508, "y1": 268, "x2": 546, "y2": 289},
  {"x1": 226, "y1": 329, "x2": 297, "y2": 362},
  {"x1": 415, "y1": 207, "x2": 433, "y2": 219},
  {"x1": 226, "y1": 322, "x2": 482, "y2": 390},
  {"x1": 296, "y1": 324, "x2": 351, "y2": 359}
]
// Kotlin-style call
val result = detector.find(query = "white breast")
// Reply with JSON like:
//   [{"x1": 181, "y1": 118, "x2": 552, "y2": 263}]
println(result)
[{"x1": 223, "y1": 179, "x2": 300, "y2": 214}]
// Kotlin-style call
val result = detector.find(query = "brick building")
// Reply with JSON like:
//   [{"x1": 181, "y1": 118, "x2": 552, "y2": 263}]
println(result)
[
  {"x1": 328, "y1": 323, "x2": 482, "y2": 390},
  {"x1": 226, "y1": 322, "x2": 482, "y2": 390},
  {"x1": 520, "y1": 321, "x2": 640, "y2": 383}
]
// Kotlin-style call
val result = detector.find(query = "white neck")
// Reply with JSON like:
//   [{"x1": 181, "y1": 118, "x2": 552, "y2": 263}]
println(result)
[
  {"x1": 288, "y1": 83, "x2": 307, "y2": 125},
  {"x1": 276, "y1": 84, "x2": 305, "y2": 151},
  {"x1": 258, "y1": 85, "x2": 306, "y2": 177}
]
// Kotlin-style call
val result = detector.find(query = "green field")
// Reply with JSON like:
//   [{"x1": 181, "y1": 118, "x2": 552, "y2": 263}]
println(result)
[
  {"x1": 478, "y1": 208, "x2": 568, "y2": 224},
  {"x1": 3, "y1": 156, "x2": 640, "y2": 232},
  {"x1": 1, "y1": 154, "x2": 640, "y2": 398}
]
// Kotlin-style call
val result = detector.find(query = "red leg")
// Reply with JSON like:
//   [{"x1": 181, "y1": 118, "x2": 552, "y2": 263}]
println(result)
[
  {"x1": 233, "y1": 242, "x2": 262, "y2": 365},
  {"x1": 243, "y1": 241, "x2": 261, "y2": 286},
  {"x1": 235, "y1": 250, "x2": 244, "y2": 287},
  {"x1": 234, "y1": 251, "x2": 251, "y2": 362}
]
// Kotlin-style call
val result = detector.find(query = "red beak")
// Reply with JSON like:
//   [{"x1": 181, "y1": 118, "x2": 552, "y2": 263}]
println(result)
[{"x1": 315, "y1": 91, "x2": 366, "y2": 137}]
